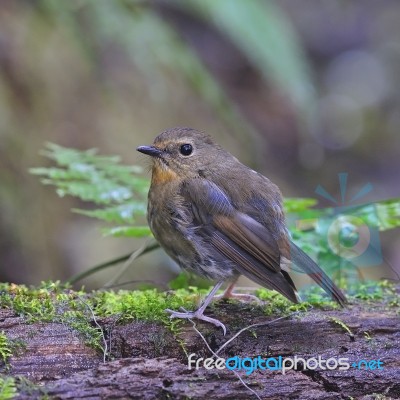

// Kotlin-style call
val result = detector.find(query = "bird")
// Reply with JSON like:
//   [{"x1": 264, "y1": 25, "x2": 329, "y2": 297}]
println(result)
[{"x1": 137, "y1": 127, "x2": 346, "y2": 333}]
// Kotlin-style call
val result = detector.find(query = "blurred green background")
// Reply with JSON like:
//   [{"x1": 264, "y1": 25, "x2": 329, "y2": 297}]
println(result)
[{"x1": 0, "y1": 0, "x2": 399, "y2": 288}]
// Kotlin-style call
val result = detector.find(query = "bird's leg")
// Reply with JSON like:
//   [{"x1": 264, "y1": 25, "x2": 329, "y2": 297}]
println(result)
[
  {"x1": 213, "y1": 277, "x2": 261, "y2": 303},
  {"x1": 165, "y1": 281, "x2": 227, "y2": 335}
]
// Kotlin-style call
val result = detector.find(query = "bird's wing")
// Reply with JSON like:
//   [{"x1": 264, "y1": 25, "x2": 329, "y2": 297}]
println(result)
[
  {"x1": 240, "y1": 186, "x2": 347, "y2": 306},
  {"x1": 181, "y1": 178, "x2": 299, "y2": 302}
]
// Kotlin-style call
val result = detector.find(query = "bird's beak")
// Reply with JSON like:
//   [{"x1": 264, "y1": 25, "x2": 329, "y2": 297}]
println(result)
[{"x1": 136, "y1": 145, "x2": 163, "y2": 157}]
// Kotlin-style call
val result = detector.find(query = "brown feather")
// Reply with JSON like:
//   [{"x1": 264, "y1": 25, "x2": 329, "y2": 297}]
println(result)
[
  {"x1": 213, "y1": 214, "x2": 281, "y2": 272},
  {"x1": 210, "y1": 229, "x2": 299, "y2": 302}
]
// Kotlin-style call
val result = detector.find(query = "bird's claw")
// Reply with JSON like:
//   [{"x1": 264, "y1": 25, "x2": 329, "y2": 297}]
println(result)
[{"x1": 165, "y1": 308, "x2": 227, "y2": 335}]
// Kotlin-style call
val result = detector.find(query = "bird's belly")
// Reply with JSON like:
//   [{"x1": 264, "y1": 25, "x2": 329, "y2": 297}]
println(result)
[{"x1": 149, "y1": 209, "x2": 236, "y2": 282}]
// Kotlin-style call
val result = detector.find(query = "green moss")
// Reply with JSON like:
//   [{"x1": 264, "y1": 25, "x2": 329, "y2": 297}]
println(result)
[
  {"x1": 93, "y1": 287, "x2": 206, "y2": 326},
  {"x1": 0, "y1": 332, "x2": 12, "y2": 365},
  {"x1": 0, "y1": 282, "x2": 207, "y2": 352},
  {"x1": 256, "y1": 280, "x2": 398, "y2": 315},
  {"x1": 255, "y1": 286, "x2": 339, "y2": 316},
  {"x1": 5, "y1": 376, "x2": 49, "y2": 400},
  {"x1": 256, "y1": 289, "x2": 311, "y2": 315},
  {"x1": 7, "y1": 339, "x2": 27, "y2": 358},
  {"x1": 328, "y1": 316, "x2": 353, "y2": 336},
  {"x1": 0, "y1": 282, "x2": 104, "y2": 352},
  {"x1": 347, "y1": 279, "x2": 397, "y2": 301},
  {"x1": 0, "y1": 376, "x2": 17, "y2": 399},
  {"x1": 0, "y1": 279, "x2": 397, "y2": 355}
]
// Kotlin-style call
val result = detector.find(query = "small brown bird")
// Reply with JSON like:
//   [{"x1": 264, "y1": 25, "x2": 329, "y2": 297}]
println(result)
[{"x1": 137, "y1": 127, "x2": 346, "y2": 333}]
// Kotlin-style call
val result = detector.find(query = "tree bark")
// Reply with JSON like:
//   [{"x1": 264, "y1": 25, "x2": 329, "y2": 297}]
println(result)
[{"x1": 1, "y1": 290, "x2": 399, "y2": 399}]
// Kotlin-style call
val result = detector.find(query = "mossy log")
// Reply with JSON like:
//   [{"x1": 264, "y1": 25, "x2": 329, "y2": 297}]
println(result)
[{"x1": 1, "y1": 288, "x2": 399, "y2": 399}]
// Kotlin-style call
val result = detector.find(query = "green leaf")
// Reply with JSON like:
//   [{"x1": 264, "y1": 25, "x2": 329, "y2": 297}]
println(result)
[
  {"x1": 375, "y1": 198, "x2": 400, "y2": 230},
  {"x1": 102, "y1": 226, "x2": 152, "y2": 238},
  {"x1": 284, "y1": 197, "x2": 318, "y2": 213},
  {"x1": 31, "y1": 142, "x2": 150, "y2": 238},
  {"x1": 73, "y1": 202, "x2": 147, "y2": 224},
  {"x1": 287, "y1": 196, "x2": 400, "y2": 283}
]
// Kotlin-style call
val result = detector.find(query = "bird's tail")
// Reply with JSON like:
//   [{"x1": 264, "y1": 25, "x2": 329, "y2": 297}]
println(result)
[{"x1": 289, "y1": 240, "x2": 347, "y2": 306}]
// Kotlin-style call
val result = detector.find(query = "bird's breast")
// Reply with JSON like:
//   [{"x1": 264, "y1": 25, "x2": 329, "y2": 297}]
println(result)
[
  {"x1": 151, "y1": 164, "x2": 179, "y2": 185},
  {"x1": 147, "y1": 180, "x2": 187, "y2": 245}
]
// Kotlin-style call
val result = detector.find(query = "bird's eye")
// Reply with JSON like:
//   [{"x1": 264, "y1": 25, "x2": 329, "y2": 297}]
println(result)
[{"x1": 179, "y1": 144, "x2": 193, "y2": 156}]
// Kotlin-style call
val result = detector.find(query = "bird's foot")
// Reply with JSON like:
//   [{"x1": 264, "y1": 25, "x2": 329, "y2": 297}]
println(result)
[{"x1": 165, "y1": 307, "x2": 227, "y2": 335}]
